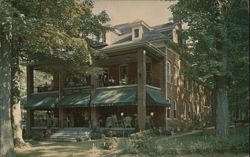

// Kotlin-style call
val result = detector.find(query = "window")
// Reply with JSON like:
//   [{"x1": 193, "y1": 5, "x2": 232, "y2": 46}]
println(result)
[
  {"x1": 146, "y1": 62, "x2": 152, "y2": 85},
  {"x1": 134, "y1": 29, "x2": 139, "y2": 38},
  {"x1": 166, "y1": 99, "x2": 171, "y2": 119},
  {"x1": 173, "y1": 100, "x2": 177, "y2": 119},
  {"x1": 172, "y1": 65, "x2": 177, "y2": 85},
  {"x1": 119, "y1": 65, "x2": 128, "y2": 85},
  {"x1": 184, "y1": 103, "x2": 189, "y2": 119},
  {"x1": 184, "y1": 78, "x2": 189, "y2": 89},
  {"x1": 166, "y1": 61, "x2": 171, "y2": 83}
]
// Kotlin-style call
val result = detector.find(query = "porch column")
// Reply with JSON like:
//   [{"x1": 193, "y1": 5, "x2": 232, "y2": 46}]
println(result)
[
  {"x1": 27, "y1": 66, "x2": 33, "y2": 97},
  {"x1": 90, "y1": 75, "x2": 98, "y2": 128},
  {"x1": 26, "y1": 66, "x2": 34, "y2": 135},
  {"x1": 26, "y1": 109, "x2": 33, "y2": 133},
  {"x1": 137, "y1": 49, "x2": 146, "y2": 131},
  {"x1": 58, "y1": 73, "x2": 64, "y2": 128}
]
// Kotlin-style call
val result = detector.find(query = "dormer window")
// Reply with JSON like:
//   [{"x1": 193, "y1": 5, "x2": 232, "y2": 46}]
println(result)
[{"x1": 134, "y1": 29, "x2": 139, "y2": 38}]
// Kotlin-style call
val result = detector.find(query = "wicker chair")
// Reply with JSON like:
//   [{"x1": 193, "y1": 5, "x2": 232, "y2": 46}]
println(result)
[{"x1": 124, "y1": 116, "x2": 132, "y2": 128}]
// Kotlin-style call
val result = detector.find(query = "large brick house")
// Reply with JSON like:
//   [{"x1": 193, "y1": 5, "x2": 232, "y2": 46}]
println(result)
[{"x1": 24, "y1": 20, "x2": 213, "y2": 132}]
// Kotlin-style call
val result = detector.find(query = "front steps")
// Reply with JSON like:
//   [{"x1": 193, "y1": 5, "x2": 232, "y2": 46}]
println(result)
[{"x1": 49, "y1": 127, "x2": 91, "y2": 142}]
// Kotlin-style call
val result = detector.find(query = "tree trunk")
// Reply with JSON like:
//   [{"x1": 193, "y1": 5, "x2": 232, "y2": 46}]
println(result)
[
  {"x1": 0, "y1": 32, "x2": 16, "y2": 157},
  {"x1": 215, "y1": 76, "x2": 229, "y2": 139},
  {"x1": 11, "y1": 48, "x2": 26, "y2": 147}
]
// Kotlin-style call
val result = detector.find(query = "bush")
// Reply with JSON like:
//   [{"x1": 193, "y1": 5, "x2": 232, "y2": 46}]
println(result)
[
  {"x1": 102, "y1": 137, "x2": 118, "y2": 150},
  {"x1": 126, "y1": 130, "x2": 155, "y2": 154},
  {"x1": 75, "y1": 131, "x2": 91, "y2": 142},
  {"x1": 90, "y1": 128, "x2": 104, "y2": 139},
  {"x1": 28, "y1": 130, "x2": 45, "y2": 140}
]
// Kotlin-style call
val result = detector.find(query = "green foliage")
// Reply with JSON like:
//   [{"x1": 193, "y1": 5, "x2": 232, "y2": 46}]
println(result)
[
  {"x1": 156, "y1": 126, "x2": 249, "y2": 155},
  {"x1": 126, "y1": 130, "x2": 155, "y2": 154},
  {"x1": 102, "y1": 137, "x2": 118, "y2": 150},
  {"x1": 168, "y1": 0, "x2": 249, "y2": 133},
  {"x1": 90, "y1": 128, "x2": 104, "y2": 139},
  {"x1": 1, "y1": 0, "x2": 110, "y2": 76},
  {"x1": 169, "y1": 0, "x2": 249, "y2": 87}
]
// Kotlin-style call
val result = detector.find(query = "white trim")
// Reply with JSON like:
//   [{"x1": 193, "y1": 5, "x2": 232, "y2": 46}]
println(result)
[{"x1": 146, "y1": 84, "x2": 161, "y2": 90}]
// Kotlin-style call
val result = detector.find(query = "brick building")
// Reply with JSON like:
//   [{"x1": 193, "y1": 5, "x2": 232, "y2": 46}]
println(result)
[{"x1": 24, "y1": 20, "x2": 213, "y2": 132}]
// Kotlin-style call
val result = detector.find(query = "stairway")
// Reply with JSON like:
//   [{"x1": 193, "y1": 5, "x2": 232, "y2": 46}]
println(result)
[{"x1": 49, "y1": 127, "x2": 91, "y2": 142}]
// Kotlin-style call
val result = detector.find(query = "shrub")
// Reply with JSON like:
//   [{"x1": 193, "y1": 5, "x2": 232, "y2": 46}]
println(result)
[
  {"x1": 90, "y1": 128, "x2": 104, "y2": 139},
  {"x1": 126, "y1": 130, "x2": 155, "y2": 153},
  {"x1": 102, "y1": 137, "x2": 118, "y2": 150}
]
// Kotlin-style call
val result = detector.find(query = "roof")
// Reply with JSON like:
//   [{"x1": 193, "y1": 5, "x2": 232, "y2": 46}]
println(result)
[
  {"x1": 110, "y1": 21, "x2": 174, "y2": 46},
  {"x1": 153, "y1": 23, "x2": 175, "y2": 31},
  {"x1": 100, "y1": 42, "x2": 166, "y2": 59}
]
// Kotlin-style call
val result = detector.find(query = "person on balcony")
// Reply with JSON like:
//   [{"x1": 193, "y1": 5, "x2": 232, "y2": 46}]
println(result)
[{"x1": 108, "y1": 76, "x2": 115, "y2": 86}]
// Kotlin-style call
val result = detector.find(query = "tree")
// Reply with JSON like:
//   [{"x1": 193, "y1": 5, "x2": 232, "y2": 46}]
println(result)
[
  {"x1": 1, "y1": 0, "x2": 110, "y2": 149},
  {"x1": 0, "y1": 1, "x2": 16, "y2": 156},
  {"x1": 169, "y1": 0, "x2": 249, "y2": 138}
]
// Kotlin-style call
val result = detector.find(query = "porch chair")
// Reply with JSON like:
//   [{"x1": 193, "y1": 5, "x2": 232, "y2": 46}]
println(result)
[
  {"x1": 123, "y1": 116, "x2": 132, "y2": 128},
  {"x1": 105, "y1": 116, "x2": 113, "y2": 128},
  {"x1": 112, "y1": 115, "x2": 119, "y2": 127}
]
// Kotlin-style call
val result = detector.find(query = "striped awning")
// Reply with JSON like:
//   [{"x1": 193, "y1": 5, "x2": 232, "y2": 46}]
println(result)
[
  {"x1": 57, "y1": 93, "x2": 91, "y2": 108},
  {"x1": 25, "y1": 94, "x2": 58, "y2": 109}
]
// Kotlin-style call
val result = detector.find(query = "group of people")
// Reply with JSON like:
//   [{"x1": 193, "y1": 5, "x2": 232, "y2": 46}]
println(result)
[
  {"x1": 66, "y1": 77, "x2": 88, "y2": 87},
  {"x1": 98, "y1": 74, "x2": 128, "y2": 87}
]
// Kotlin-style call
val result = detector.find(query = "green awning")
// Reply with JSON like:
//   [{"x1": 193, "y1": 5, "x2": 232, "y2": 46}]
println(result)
[
  {"x1": 146, "y1": 87, "x2": 170, "y2": 107},
  {"x1": 57, "y1": 93, "x2": 91, "y2": 108},
  {"x1": 90, "y1": 87, "x2": 137, "y2": 107},
  {"x1": 25, "y1": 94, "x2": 58, "y2": 109}
]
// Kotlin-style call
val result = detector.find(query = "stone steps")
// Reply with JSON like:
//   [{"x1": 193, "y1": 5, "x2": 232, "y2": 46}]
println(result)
[{"x1": 49, "y1": 127, "x2": 91, "y2": 142}]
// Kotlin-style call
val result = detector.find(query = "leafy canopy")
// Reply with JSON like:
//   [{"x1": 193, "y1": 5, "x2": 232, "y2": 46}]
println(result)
[{"x1": 0, "y1": 0, "x2": 111, "y2": 76}]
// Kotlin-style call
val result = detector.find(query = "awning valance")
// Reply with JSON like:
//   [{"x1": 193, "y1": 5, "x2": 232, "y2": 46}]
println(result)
[
  {"x1": 24, "y1": 94, "x2": 58, "y2": 110},
  {"x1": 90, "y1": 86, "x2": 137, "y2": 107},
  {"x1": 57, "y1": 93, "x2": 91, "y2": 108}
]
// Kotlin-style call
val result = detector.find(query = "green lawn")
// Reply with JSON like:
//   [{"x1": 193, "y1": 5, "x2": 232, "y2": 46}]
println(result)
[{"x1": 16, "y1": 126, "x2": 249, "y2": 157}]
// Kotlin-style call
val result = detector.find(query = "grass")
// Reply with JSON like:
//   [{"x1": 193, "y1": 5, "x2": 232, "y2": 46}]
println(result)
[
  {"x1": 142, "y1": 126, "x2": 249, "y2": 155},
  {"x1": 16, "y1": 126, "x2": 249, "y2": 157}
]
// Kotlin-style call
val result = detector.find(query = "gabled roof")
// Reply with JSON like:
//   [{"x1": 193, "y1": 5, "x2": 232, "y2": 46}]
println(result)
[
  {"x1": 153, "y1": 22, "x2": 175, "y2": 31},
  {"x1": 110, "y1": 21, "x2": 174, "y2": 46}
]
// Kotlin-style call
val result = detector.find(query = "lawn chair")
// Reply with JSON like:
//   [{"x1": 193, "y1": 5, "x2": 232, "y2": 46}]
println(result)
[
  {"x1": 124, "y1": 116, "x2": 132, "y2": 128},
  {"x1": 105, "y1": 116, "x2": 113, "y2": 128}
]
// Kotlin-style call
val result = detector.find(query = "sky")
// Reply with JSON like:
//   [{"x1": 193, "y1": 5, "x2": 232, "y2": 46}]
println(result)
[{"x1": 93, "y1": 0, "x2": 174, "y2": 27}]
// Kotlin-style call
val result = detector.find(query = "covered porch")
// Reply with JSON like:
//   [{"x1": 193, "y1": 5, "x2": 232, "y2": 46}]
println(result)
[{"x1": 90, "y1": 85, "x2": 170, "y2": 130}]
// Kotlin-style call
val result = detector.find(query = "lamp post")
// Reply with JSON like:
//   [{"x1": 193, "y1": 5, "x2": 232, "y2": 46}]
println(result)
[{"x1": 120, "y1": 112, "x2": 124, "y2": 137}]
